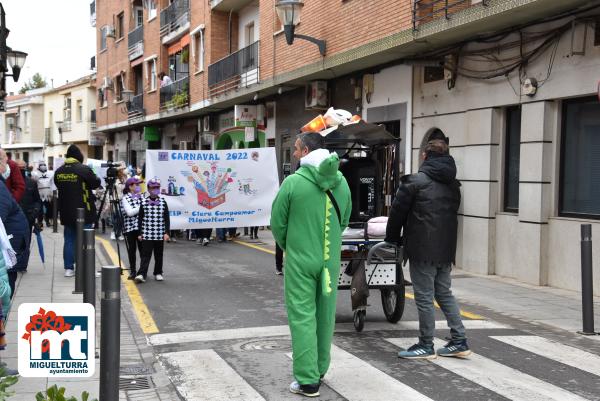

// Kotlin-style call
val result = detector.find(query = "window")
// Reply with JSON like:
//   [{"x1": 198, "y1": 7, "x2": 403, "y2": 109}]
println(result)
[
  {"x1": 99, "y1": 88, "x2": 108, "y2": 108},
  {"x1": 147, "y1": 0, "x2": 157, "y2": 20},
  {"x1": 192, "y1": 28, "x2": 205, "y2": 72},
  {"x1": 115, "y1": 75, "x2": 124, "y2": 101},
  {"x1": 23, "y1": 111, "x2": 29, "y2": 132},
  {"x1": 64, "y1": 96, "x2": 72, "y2": 121},
  {"x1": 145, "y1": 57, "x2": 157, "y2": 91},
  {"x1": 136, "y1": 8, "x2": 144, "y2": 27},
  {"x1": 76, "y1": 100, "x2": 83, "y2": 122},
  {"x1": 100, "y1": 26, "x2": 107, "y2": 50},
  {"x1": 245, "y1": 22, "x2": 255, "y2": 47},
  {"x1": 560, "y1": 97, "x2": 600, "y2": 218},
  {"x1": 116, "y1": 12, "x2": 124, "y2": 39},
  {"x1": 504, "y1": 106, "x2": 521, "y2": 212}
]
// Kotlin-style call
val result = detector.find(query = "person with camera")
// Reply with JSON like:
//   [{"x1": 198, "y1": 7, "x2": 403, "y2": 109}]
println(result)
[{"x1": 54, "y1": 145, "x2": 101, "y2": 277}]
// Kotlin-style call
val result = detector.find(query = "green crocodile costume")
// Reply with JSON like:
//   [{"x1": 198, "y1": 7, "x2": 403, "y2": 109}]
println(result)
[{"x1": 271, "y1": 149, "x2": 351, "y2": 385}]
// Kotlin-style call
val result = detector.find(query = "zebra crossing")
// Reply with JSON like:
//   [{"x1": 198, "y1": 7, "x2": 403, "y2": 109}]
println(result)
[{"x1": 151, "y1": 320, "x2": 600, "y2": 401}]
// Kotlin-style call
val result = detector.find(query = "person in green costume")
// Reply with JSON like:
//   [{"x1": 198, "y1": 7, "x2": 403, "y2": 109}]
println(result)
[{"x1": 271, "y1": 132, "x2": 352, "y2": 397}]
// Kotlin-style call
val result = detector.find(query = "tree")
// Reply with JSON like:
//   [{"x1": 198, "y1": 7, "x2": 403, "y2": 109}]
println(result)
[{"x1": 19, "y1": 73, "x2": 47, "y2": 94}]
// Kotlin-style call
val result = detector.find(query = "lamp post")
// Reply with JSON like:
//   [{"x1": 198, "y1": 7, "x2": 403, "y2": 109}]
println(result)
[
  {"x1": 0, "y1": 2, "x2": 28, "y2": 111},
  {"x1": 275, "y1": 0, "x2": 326, "y2": 56}
]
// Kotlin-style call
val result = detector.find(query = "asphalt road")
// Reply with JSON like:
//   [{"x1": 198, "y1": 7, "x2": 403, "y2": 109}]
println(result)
[{"x1": 131, "y1": 237, "x2": 600, "y2": 401}]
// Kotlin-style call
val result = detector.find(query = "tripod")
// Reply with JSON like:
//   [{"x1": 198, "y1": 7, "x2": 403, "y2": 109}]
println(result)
[{"x1": 97, "y1": 176, "x2": 127, "y2": 274}]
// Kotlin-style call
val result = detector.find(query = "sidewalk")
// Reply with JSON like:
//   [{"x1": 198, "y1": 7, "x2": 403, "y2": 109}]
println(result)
[
  {"x1": 245, "y1": 228, "x2": 600, "y2": 337},
  {"x1": 5, "y1": 228, "x2": 181, "y2": 401}
]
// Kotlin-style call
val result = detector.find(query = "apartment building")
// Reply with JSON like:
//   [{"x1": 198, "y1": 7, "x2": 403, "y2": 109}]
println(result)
[
  {"x1": 0, "y1": 90, "x2": 47, "y2": 164},
  {"x1": 94, "y1": 0, "x2": 600, "y2": 294},
  {"x1": 43, "y1": 74, "x2": 99, "y2": 169}
]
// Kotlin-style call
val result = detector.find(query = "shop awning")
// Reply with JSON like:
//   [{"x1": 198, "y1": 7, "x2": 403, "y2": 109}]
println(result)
[{"x1": 167, "y1": 35, "x2": 191, "y2": 55}]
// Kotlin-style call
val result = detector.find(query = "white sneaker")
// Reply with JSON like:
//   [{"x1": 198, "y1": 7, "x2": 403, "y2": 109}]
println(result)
[
  {"x1": 155, "y1": 274, "x2": 164, "y2": 281},
  {"x1": 64, "y1": 269, "x2": 75, "y2": 277},
  {"x1": 171, "y1": 237, "x2": 177, "y2": 243},
  {"x1": 202, "y1": 238, "x2": 209, "y2": 246},
  {"x1": 118, "y1": 235, "x2": 125, "y2": 241},
  {"x1": 110, "y1": 232, "x2": 116, "y2": 240},
  {"x1": 134, "y1": 275, "x2": 145, "y2": 283}
]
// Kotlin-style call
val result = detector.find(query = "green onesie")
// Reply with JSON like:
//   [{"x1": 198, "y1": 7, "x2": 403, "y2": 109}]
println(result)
[{"x1": 271, "y1": 149, "x2": 351, "y2": 385}]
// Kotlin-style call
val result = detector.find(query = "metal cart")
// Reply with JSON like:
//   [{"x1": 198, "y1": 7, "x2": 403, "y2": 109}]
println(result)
[{"x1": 323, "y1": 121, "x2": 408, "y2": 332}]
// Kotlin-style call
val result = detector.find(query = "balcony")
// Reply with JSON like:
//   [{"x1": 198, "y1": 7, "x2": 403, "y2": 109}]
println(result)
[
  {"x1": 160, "y1": 76, "x2": 189, "y2": 110},
  {"x1": 160, "y1": 0, "x2": 190, "y2": 43},
  {"x1": 61, "y1": 120, "x2": 72, "y2": 132},
  {"x1": 128, "y1": 25, "x2": 144, "y2": 60},
  {"x1": 208, "y1": 41, "x2": 259, "y2": 98},
  {"x1": 210, "y1": 0, "x2": 254, "y2": 12},
  {"x1": 90, "y1": 1, "x2": 96, "y2": 27},
  {"x1": 128, "y1": 94, "x2": 144, "y2": 118},
  {"x1": 413, "y1": 0, "x2": 480, "y2": 29}
]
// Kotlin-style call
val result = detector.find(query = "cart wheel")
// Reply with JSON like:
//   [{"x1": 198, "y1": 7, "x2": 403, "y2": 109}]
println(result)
[
  {"x1": 381, "y1": 285, "x2": 405, "y2": 323},
  {"x1": 353, "y1": 310, "x2": 366, "y2": 332}
]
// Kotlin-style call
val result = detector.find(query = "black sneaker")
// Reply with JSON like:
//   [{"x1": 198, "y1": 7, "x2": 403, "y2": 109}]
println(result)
[
  {"x1": 398, "y1": 343, "x2": 436, "y2": 359},
  {"x1": 437, "y1": 339, "x2": 471, "y2": 358},
  {"x1": 289, "y1": 381, "x2": 319, "y2": 397}
]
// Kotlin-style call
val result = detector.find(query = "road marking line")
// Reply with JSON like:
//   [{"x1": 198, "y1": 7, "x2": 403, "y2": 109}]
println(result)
[
  {"x1": 387, "y1": 337, "x2": 589, "y2": 401},
  {"x1": 404, "y1": 292, "x2": 484, "y2": 320},
  {"x1": 96, "y1": 236, "x2": 159, "y2": 334},
  {"x1": 162, "y1": 349, "x2": 265, "y2": 401},
  {"x1": 490, "y1": 335, "x2": 600, "y2": 377},
  {"x1": 286, "y1": 345, "x2": 434, "y2": 401},
  {"x1": 149, "y1": 320, "x2": 508, "y2": 346},
  {"x1": 233, "y1": 239, "x2": 275, "y2": 255}
]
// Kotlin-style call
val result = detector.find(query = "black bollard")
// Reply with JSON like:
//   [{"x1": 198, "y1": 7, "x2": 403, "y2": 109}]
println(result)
[
  {"x1": 100, "y1": 265, "x2": 120, "y2": 401},
  {"x1": 52, "y1": 190, "x2": 58, "y2": 233},
  {"x1": 74, "y1": 208, "x2": 85, "y2": 294},
  {"x1": 83, "y1": 229, "x2": 96, "y2": 307},
  {"x1": 578, "y1": 224, "x2": 598, "y2": 335}
]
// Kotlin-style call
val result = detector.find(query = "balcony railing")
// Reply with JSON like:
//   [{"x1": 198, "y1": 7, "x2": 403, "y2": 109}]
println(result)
[
  {"x1": 413, "y1": 0, "x2": 478, "y2": 30},
  {"x1": 90, "y1": 1, "x2": 96, "y2": 27},
  {"x1": 62, "y1": 120, "x2": 72, "y2": 132},
  {"x1": 160, "y1": 0, "x2": 190, "y2": 38},
  {"x1": 208, "y1": 41, "x2": 259, "y2": 98},
  {"x1": 160, "y1": 76, "x2": 189, "y2": 110},
  {"x1": 128, "y1": 25, "x2": 144, "y2": 60},
  {"x1": 128, "y1": 94, "x2": 144, "y2": 117}
]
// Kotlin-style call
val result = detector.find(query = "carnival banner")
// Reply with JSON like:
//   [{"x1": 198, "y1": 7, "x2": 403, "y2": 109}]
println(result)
[{"x1": 145, "y1": 148, "x2": 279, "y2": 229}]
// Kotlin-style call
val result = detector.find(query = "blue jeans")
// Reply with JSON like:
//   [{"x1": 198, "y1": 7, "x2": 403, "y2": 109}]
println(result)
[
  {"x1": 409, "y1": 261, "x2": 466, "y2": 347},
  {"x1": 216, "y1": 228, "x2": 226, "y2": 241},
  {"x1": 63, "y1": 224, "x2": 93, "y2": 270}
]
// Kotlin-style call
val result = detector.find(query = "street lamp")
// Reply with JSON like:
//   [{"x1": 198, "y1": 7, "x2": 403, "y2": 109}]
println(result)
[
  {"x1": 6, "y1": 49, "x2": 27, "y2": 82},
  {"x1": 275, "y1": 0, "x2": 326, "y2": 56}
]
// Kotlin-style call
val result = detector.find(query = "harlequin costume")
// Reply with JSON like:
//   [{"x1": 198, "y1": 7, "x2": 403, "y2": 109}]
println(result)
[
  {"x1": 271, "y1": 149, "x2": 351, "y2": 391},
  {"x1": 135, "y1": 179, "x2": 170, "y2": 283},
  {"x1": 121, "y1": 176, "x2": 144, "y2": 279}
]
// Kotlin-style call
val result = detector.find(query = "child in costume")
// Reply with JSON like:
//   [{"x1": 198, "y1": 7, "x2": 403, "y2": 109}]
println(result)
[
  {"x1": 121, "y1": 176, "x2": 144, "y2": 279},
  {"x1": 135, "y1": 179, "x2": 170, "y2": 283}
]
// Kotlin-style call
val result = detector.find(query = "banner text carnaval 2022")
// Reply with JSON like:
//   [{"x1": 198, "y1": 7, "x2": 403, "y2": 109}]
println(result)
[{"x1": 145, "y1": 148, "x2": 279, "y2": 229}]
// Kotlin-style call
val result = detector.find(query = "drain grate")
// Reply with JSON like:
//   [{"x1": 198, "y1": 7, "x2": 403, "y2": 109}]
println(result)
[
  {"x1": 119, "y1": 377, "x2": 152, "y2": 391},
  {"x1": 237, "y1": 339, "x2": 291, "y2": 352},
  {"x1": 120, "y1": 365, "x2": 153, "y2": 375}
]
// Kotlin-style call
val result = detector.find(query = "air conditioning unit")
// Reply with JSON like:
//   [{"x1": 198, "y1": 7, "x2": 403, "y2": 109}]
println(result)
[
  {"x1": 102, "y1": 25, "x2": 116, "y2": 38},
  {"x1": 305, "y1": 81, "x2": 328, "y2": 109},
  {"x1": 179, "y1": 141, "x2": 188, "y2": 150},
  {"x1": 202, "y1": 115, "x2": 212, "y2": 132},
  {"x1": 102, "y1": 77, "x2": 113, "y2": 89}
]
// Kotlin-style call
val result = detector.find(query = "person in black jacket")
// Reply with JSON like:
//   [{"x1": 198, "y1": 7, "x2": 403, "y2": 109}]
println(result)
[
  {"x1": 385, "y1": 139, "x2": 470, "y2": 360},
  {"x1": 16, "y1": 160, "x2": 42, "y2": 232},
  {"x1": 54, "y1": 145, "x2": 101, "y2": 277}
]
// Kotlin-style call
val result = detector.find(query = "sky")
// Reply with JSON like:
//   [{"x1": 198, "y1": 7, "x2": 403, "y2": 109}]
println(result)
[{"x1": 2, "y1": 0, "x2": 96, "y2": 95}]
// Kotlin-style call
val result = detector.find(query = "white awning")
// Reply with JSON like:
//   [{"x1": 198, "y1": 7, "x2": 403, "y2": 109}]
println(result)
[{"x1": 2, "y1": 143, "x2": 44, "y2": 149}]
